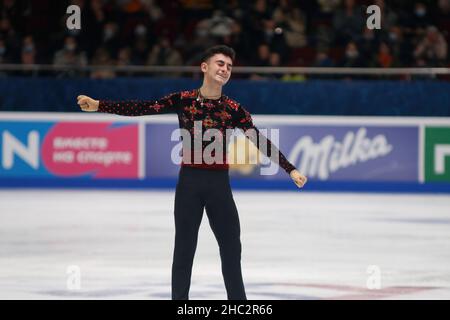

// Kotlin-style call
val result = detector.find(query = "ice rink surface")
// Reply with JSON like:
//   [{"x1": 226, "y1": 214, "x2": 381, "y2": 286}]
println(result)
[{"x1": 1, "y1": 189, "x2": 449, "y2": 300}]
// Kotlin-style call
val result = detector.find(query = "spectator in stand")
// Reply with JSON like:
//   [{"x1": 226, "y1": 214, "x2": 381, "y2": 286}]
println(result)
[
  {"x1": 147, "y1": 37, "x2": 183, "y2": 77},
  {"x1": 116, "y1": 47, "x2": 134, "y2": 77},
  {"x1": 117, "y1": 47, "x2": 131, "y2": 65},
  {"x1": 242, "y1": 0, "x2": 272, "y2": 56},
  {"x1": 339, "y1": 41, "x2": 365, "y2": 68},
  {"x1": 130, "y1": 24, "x2": 151, "y2": 65},
  {"x1": 272, "y1": 0, "x2": 307, "y2": 48},
  {"x1": 53, "y1": 35, "x2": 88, "y2": 77},
  {"x1": 313, "y1": 49, "x2": 335, "y2": 68},
  {"x1": 250, "y1": 50, "x2": 284, "y2": 81},
  {"x1": 410, "y1": 2, "x2": 433, "y2": 31},
  {"x1": 372, "y1": 42, "x2": 396, "y2": 68},
  {"x1": 0, "y1": 0, "x2": 26, "y2": 35},
  {"x1": 374, "y1": 0, "x2": 398, "y2": 32},
  {"x1": 79, "y1": 0, "x2": 107, "y2": 60},
  {"x1": 434, "y1": 0, "x2": 450, "y2": 45},
  {"x1": 249, "y1": 43, "x2": 271, "y2": 80},
  {"x1": 263, "y1": 52, "x2": 284, "y2": 80},
  {"x1": 316, "y1": 0, "x2": 341, "y2": 19},
  {"x1": 357, "y1": 28, "x2": 379, "y2": 63},
  {"x1": 262, "y1": 19, "x2": 288, "y2": 60},
  {"x1": 140, "y1": 0, "x2": 164, "y2": 23},
  {"x1": 414, "y1": 25, "x2": 448, "y2": 67},
  {"x1": 18, "y1": 35, "x2": 38, "y2": 76},
  {"x1": 0, "y1": 17, "x2": 20, "y2": 61},
  {"x1": 309, "y1": 49, "x2": 335, "y2": 79},
  {"x1": 254, "y1": 43, "x2": 271, "y2": 67},
  {"x1": 90, "y1": 47, "x2": 116, "y2": 79},
  {"x1": 0, "y1": 38, "x2": 12, "y2": 64},
  {"x1": 197, "y1": 9, "x2": 235, "y2": 40},
  {"x1": 387, "y1": 25, "x2": 413, "y2": 67},
  {"x1": 0, "y1": 38, "x2": 12, "y2": 76},
  {"x1": 101, "y1": 22, "x2": 121, "y2": 59},
  {"x1": 332, "y1": 0, "x2": 365, "y2": 45},
  {"x1": 21, "y1": 35, "x2": 36, "y2": 61}
]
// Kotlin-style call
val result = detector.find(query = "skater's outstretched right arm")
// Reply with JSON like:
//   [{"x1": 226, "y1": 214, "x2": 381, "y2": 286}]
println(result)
[{"x1": 77, "y1": 92, "x2": 180, "y2": 116}]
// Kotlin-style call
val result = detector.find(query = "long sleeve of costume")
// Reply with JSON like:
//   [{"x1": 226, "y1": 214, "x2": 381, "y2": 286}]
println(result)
[
  {"x1": 97, "y1": 92, "x2": 180, "y2": 116},
  {"x1": 233, "y1": 104, "x2": 297, "y2": 175}
]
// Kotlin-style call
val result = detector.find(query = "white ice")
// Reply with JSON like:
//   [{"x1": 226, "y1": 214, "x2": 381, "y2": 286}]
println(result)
[{"x1": 1, "y1": 189, "x2": 449, "y2": 300}]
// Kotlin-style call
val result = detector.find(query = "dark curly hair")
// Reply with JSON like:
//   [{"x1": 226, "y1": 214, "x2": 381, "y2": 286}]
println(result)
[{"x1": 201, "y1": 45, "x2": 236, "y2": 63}]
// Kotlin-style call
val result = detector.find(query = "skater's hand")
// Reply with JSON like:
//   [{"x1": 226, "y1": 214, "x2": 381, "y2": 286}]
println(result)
[
  {"x1": 77, "y1": 95, "x2": 99, "y2": 112},
  {"x1": 290, "y1": 170, "x2": 307, "y2": 188}
]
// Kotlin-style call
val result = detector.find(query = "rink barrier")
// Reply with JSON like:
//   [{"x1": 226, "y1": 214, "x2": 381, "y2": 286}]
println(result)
[
  {"x1": 1, "y1": 78, "x2": 450, "y2": 117},
  {"x1": 1, "y1": 112, "x2": 450, "y2": 193}
]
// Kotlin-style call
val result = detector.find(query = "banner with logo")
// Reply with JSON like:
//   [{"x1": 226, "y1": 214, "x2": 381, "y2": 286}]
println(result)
[
  {"x1": 145, "y1": 122, "x2": 419, "y2": 182},
  {"x1": 0, "y1": 121, "x2": 139, "y2": 179},
  {"x1": 1, "y1": 113, "x2": 449, "y2": 192}
]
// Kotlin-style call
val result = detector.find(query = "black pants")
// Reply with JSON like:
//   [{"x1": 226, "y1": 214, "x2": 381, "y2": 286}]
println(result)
[{"x1": 171, "y1": 166, "x2": 246, "y2": 300}]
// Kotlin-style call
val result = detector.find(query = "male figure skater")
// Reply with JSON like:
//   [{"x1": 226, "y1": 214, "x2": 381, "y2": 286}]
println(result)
[{"x1": 77, "y1": 45, "x2": 307, "y2": 300}]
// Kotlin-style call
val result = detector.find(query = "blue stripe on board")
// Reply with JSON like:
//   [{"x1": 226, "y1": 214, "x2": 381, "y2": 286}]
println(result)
[{"x1": 1, "y1": 178, "x2": 450, "y2": 193}]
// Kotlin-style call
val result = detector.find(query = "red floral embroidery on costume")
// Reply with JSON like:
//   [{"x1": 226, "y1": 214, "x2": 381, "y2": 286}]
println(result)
[
  {"x1": 203, "y1": 116, "x2": 217, "y2": 128},
  {"x1": 224, "y1": 97, "x2": 239, "y2": 111},
  {"x1": 152, "y1": 104, "x2": 164, "y2": 112},
  {"x1": 214, "y1": 110, "x2": 232, "y2": 121},
  {"x1": 202, "y1": 102, "x2": 216, "y2": 109},
  {"x1": 185, "y1": 104, "x2": 203, "y2": 115},
  {"x1": 180, "y1": 90, "x2": 197, "y2": 99}
]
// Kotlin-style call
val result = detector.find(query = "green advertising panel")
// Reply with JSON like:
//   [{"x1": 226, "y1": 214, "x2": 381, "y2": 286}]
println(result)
[{"x1": 425, "y1": 127, "x2": 450, "y2": 182}]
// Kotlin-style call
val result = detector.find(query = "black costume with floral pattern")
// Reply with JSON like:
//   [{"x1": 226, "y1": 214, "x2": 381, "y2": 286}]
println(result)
[{"x1": 98, "y1": 89, "x2": 296, "y2": 174}]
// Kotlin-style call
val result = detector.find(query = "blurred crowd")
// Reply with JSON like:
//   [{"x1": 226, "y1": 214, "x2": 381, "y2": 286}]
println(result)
[{"x1": 0, "y1": 0, "x2": 450, "y2": 79}]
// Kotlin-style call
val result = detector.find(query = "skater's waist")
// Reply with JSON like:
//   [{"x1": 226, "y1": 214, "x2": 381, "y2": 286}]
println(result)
[
  {"x1": 179, "y1": 148, "x2": 231, "y2": 170},
  {"x1": 181, "y1": 162, "x2": 229, "y2": 171}
]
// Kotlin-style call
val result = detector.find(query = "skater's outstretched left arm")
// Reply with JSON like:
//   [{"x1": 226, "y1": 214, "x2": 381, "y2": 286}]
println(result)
[{"x1": 232, "y1": 102, "x2": 307, "y2": 189}]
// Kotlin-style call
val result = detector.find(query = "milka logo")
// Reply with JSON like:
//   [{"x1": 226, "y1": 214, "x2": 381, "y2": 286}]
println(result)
[{"x1": 288, "y1": 128, "x2": 393, "y2": 180}]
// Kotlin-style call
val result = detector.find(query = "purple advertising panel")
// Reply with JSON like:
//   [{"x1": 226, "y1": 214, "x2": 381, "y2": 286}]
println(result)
[
  {"x1": 263, "y1": 124, "x2": 419, "y2": 182},
  {"x1": 145, "y1": 123, "x2": 419, "y2": 182},
  {"x1": 146, "y1": 123, "x2": 180, "y2": 178}
]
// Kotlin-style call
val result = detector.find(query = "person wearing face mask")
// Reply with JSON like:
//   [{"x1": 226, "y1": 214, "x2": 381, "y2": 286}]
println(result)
[
  {"x1": 357, "y1": 28, "x2": 378, "y2": 61},
  {"x1": 130, "y1": 24, "x2": 152, "y2": 65},
  {"x1": 53, "y1": 35, "x2": 87, "y2": 77},
  {"x1": 76, "y1": 45, "x2": 307, "y2": 300},
  {"x1": 340, "y1": 41, "x2": 365, "y2": 67},
  {"x1": 20, "y1": 35, "x2": 36, "y2": 64},
  {"x1": 0, "y1": 39, "x2": 11, "y2": 64},
  {"x1": 102, "y1": 22, "x2": 120, "y2": 58},
  {"x1": 387, "y1": 26, "x2": 413, "y2": 67},
  {"x1": 15, "y1": 35, "x2": 38, "y2": 76},
  {"x1": 0, "y1": 38, "x2": 12, "y2": 76},
  {"x1": 339, "y1": 41, "x2": 367, "y2": 79},
  {"x1": 410, "y1": 2, "x2": 432, "y2": 30}
]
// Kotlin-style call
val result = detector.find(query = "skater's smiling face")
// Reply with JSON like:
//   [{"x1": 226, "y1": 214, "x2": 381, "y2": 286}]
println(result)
[{"x1": 201, "y1": 53, "x2": 233, "y2": 86}]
